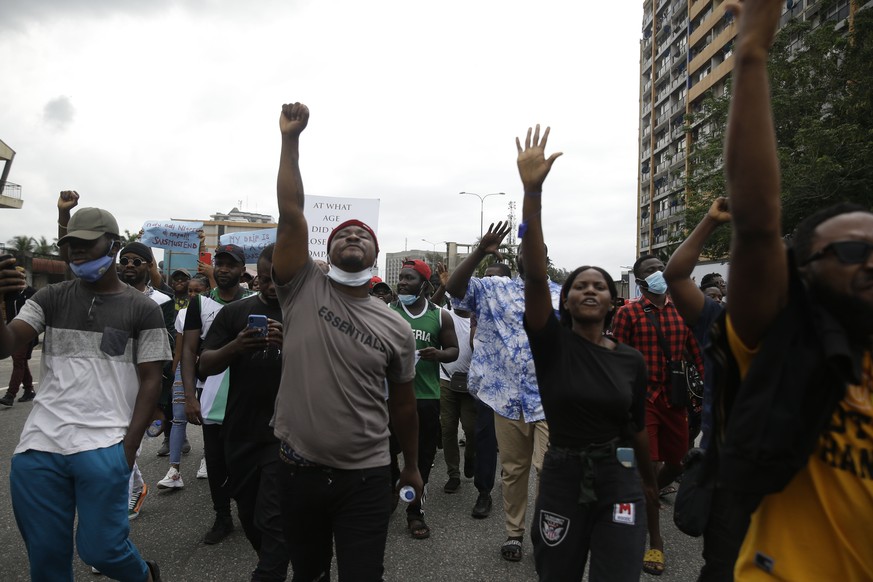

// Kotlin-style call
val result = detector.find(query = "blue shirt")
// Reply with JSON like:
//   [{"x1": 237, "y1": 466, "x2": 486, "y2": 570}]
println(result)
[
  {"x1": 452, "y1": 275, "x2": 561, "y2": 422},
  {"x1": 690, "y1": 296, "x2": 724, "y2": 449}
]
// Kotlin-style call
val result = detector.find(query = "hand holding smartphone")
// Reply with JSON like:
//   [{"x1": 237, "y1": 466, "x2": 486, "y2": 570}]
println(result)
[{"x1": 247, "y1": 315, "x2": 269, "y2": 338}]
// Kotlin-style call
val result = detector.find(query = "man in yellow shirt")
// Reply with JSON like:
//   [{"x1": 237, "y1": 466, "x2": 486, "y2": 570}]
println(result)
[{"x1": 722, "y1": 1, "x2": 873, "y2": 580}]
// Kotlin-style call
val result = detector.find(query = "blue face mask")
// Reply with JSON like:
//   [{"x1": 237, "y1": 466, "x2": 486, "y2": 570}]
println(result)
[
  {"x1": 69, "y1": 254, "x2": 115, "y2": 283},
  {"x1": 642, "y1": 270, "x2": 668, "y2": 295},
  {"x1": 397, "y1": 294, "x2": 418, "y2": 305}
]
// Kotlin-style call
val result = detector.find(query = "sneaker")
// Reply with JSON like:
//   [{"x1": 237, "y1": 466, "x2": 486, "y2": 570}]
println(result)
[
  {"x1": 196, "y1": 458, "x2": 208, "y2": 479},
  {"x1": 443, "y1": 477, "x2": 460, "y2": 494},
  {"x1": 128, "y1": 484, "x2": 148, "y2": 520},
  {"x1": 91, "y1": 566, "x2": 102, "y2": 575},
  {"x1": 18, "y1": 389, "x2": 35, "y2": 402},
  {"x1": 145, "y1": 559, "x2": 162, "y2": 582},
  {"x1": 156, "y1": 437, "x2": 170, "y2": 457},
  {"x1": 157, "y1": 467, "x2": 184, "y2": 489},
  {"x1": 0, "y1": 393, "x2": 14, "y2": 407},
  {"x1": 463, "y1": 456, "x2": 474, "y2": 479},
  {"x1": 471, "y1": 492, "x2": 493, "y2": 519},
  {"x1": 203, "y1": 515, "x2": 234, "y2": 545},
  {"x1": 182, "y1": 438, "x2": 191, "y2": 454}
]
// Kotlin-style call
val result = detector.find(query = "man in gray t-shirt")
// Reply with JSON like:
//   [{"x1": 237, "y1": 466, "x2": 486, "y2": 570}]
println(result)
[{"x1": 272, "y1": 101, "x2": 422, "y2": 581}]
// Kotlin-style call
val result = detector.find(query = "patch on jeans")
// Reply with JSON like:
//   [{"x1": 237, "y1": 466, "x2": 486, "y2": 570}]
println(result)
[
  {"x1": 612, "y1": 502, "x2": 636, "y2": 525},
  {"x1": 539, "y1": 510, "x2": 570, "y2": 546}
]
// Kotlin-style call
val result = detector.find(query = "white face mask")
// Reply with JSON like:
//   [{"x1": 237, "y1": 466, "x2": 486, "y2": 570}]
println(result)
[{"x1": 325, "y1": 265, "x2": 373, "y2": 287}]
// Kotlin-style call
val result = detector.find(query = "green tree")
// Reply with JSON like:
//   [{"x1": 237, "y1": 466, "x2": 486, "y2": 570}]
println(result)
[
  {"x1": 33, "y1": 236, "x2": 57, "y2": 255},
  {"x1": 7, "y1": 235, "x2": 34, "y2": 253},
  {"x1": 685, "y1": 4, "x2": 873, "y2": 258}
]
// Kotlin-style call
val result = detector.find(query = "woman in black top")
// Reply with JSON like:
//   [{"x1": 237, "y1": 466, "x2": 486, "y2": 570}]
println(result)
[{"x1": 516, "y1": 124, "x2": 658, "y2": 581}]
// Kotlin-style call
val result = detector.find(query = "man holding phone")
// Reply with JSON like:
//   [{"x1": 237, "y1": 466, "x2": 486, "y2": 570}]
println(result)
[
  {"x1": 198, "y1": 243, "x2": 288, "y2": 581},
  {"x1": 1, "y1": 265, "x2": 37, "y2": 406}
]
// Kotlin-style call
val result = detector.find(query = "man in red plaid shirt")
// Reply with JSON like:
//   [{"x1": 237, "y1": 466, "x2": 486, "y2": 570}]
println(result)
[{"x1": 611, "y1": 254, "x2": 703, "y2": 576}]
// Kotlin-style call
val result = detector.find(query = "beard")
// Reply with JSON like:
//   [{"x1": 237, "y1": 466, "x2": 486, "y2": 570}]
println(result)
[{"x1": 808, "y1": 278, "x2": 873, "y2": 344}]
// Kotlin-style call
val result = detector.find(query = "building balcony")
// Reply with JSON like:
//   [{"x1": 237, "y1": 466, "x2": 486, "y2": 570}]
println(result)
[{"x1": 0, "y1": 182, "x2": 23, "y2": 209}]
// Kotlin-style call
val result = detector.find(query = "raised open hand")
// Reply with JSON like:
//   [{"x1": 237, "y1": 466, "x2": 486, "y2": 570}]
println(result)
[
  {"x1": 707, "y1": 197, "x2": 731, "y2": 224},
  {"x1": 435, "y1": 262, "x2": 449, "y2": 287},
  {"x1": 279, "y1": 102, "x2": 309, "y2": 137},
  {"x1": 477, "y1": 221, "x2": 511, "y2": 259},
  {"x1": 516, "y1": 124, "x2": 563, "y2": 194}
]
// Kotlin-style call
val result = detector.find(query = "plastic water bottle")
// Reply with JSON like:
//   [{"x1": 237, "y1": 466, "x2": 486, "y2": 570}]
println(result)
[
  {"x1": 146, "y1": 419, "x2": 162, "y2": 438},
  {"x1": 399, "y1": 485, "x2": 416, "y2": 503}
]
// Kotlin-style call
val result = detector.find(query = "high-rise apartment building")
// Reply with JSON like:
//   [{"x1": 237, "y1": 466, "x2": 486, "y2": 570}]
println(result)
[{"x1": 637, "y1": 0, "x2": 862, "y2": 256}]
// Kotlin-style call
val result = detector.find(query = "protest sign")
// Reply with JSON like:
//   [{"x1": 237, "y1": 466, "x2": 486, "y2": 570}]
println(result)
[{"x1": 142, "y1": 220, "x2": 203, "y2": 252}]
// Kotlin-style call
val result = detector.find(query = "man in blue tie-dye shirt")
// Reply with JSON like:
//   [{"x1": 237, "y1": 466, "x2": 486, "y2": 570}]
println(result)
[{"x1": 446, "y1": 222, "x2": 561, "y2": 562}]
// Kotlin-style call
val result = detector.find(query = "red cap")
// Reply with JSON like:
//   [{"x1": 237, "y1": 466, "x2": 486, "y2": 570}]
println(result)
[
  {"x1": 327, "y1": 220, "x2": 379, "y2": 254},
  {"x1": 401, "y1": 259, "x2": 432, "y2": 281},
  {"x1": 369, "y1": 276, "x2": 383, "y2": 289}
]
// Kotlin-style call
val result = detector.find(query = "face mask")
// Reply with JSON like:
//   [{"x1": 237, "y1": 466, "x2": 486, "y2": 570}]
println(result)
[
  {"x1": 70, "y1": 254, "x2": 115, "y2": 283},
  {"x1": 397, "y1": 294, "x2": 418, "y2": 305},
  {"x1": 642, "y1": 270, "x2": 668, "y2": 295},
  {"x1": 325, "y1": 265, "x2": 373, "y2": 287}
]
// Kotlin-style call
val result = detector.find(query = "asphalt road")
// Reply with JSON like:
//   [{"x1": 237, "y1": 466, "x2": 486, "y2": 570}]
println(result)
[{"x1": 0, "y1": 351, "x2": 704, "y2": 581}]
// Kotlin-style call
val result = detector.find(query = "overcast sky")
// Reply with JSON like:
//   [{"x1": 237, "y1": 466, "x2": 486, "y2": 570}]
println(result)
[{"x1": 1, "y1": 0, "x2": 644, "y2": 278}]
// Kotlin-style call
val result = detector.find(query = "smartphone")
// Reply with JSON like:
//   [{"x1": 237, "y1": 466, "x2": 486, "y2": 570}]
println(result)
[
  {"x1": 247, "y1": 314, "x2": 268, "y2": 337},
  {"x1": 616, "y1": 447, "x2": 636, "y2": 469},
  {"x1": 199, "y1": 252, "x2": 212, "y2": 265}
]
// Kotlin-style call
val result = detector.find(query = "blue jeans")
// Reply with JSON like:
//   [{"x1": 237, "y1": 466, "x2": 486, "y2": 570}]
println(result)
[
  {"x1": 10, "y1": 443, "x2": 150, "y2": 582},
  {"x1": 169, "y1": 365, "x2": 187, "y2": 465}
]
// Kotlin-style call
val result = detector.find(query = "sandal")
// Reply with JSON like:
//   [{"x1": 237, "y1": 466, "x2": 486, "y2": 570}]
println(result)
[
  {"x1": 643, "y1": 548, "x2": 665, "y2": 576},
  {"x1": 407, "y1": 517, "x2": 431, "y2": 539},
  {"x1": 659, "y1": 485, "x2": 677, "y2": 498},
  {"x1": 500, "y1": 537, "x2": 523, "y2": 562}
]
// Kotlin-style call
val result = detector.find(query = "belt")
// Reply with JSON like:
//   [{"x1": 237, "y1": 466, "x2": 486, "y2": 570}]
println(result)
[{"x1": 550, "y1": 438, "x2": 621, "y2": 505}]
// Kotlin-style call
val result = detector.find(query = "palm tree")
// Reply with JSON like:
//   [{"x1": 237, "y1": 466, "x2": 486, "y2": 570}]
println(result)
[
  {"x1": 7, "y1": 235, "x2": 34, "y2": 253},
  {"x1": 33, "y1": 236, "x2": 57, "y2": 255}
]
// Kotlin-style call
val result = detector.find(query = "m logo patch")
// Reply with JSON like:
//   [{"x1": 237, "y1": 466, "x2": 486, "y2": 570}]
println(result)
[
  {"x1": 613, "y1": 502, "x2": 636, "y2": 525},
  {"x1": 539, "y1": 510, "x2": 570, "y2": 546}
]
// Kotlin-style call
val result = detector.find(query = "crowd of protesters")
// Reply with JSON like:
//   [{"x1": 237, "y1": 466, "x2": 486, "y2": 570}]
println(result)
[{"x1": 0, "y1": 2, "x2": 871, "y2": 580}]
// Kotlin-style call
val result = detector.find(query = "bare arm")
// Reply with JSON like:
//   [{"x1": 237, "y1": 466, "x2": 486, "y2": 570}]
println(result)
[
  {"x1": 182, "y1": 328, "x2": 203, "y2": 425},
  {"x1": 517, "y1": 125, "x2": 562, "y2": 333},
  {"x1": 125, "y1": 360, "x2": 164, "y2": 468},
  {"x1": 273, "y1": 102, "x2": 310, "y2": 286},
  {"x1": 56, "y1": 191, "x2": 79, "y2": 263},
  {"x1": 419, "y1": 310, "x2": 459, "y2": 363},
  {"x1": 387, "y1": 380, "x2": 424, "y2": 500},
  {"x1": 725, "y1": 0, "x2": 787, "y2": 347},
  {"x1": 632, "y1": 428, "x2": 660, "y2": 510},
  {"x1": 445, "y1": 222, "x2": 511, "y2": 299},
  {"x1": 430, "y1": 262, "x2": 449, "y2": 306},
  {"x1": 0, "y1": 260, "x2": 35, "y2": 358},
  {"x1": 663, "y1": 197, "x2": 730, "y2": 326}
]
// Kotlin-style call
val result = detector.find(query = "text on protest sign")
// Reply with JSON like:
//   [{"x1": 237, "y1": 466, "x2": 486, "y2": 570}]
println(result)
[{"x1": 142, "y1": 220, "x2": 203, "y2": 252}]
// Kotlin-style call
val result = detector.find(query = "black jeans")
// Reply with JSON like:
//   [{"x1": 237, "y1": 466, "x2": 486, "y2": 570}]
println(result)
[
  {"x1": 473, "y1": 399, "x2": 498, "y2": 494},
  {"x1": 407, "y1": 399, "x2": 440, "y2": 519},
  {"x1": 232, "y1": 450, "x2": 290, "y2": 581},
  {"x1": 202, "y1": 423, "x2": 232, "y2": 517},
  {"x1": 532, "y1": 448, "x2": 647, "y2": 582},
  {"x1": 279, "y1": 461, "x2": 391, "y2": 582},
  {"x1": 697, "y1": 486, "x2": 752, "y2": 582}
]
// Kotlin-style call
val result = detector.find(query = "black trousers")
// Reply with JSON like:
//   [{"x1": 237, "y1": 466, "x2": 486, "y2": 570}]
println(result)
[
  {"x1": 406, "y1": 399, "x2": 440, "y2": 519},
  {"x1": 279, "y1": 462, "x2": 391, "y2": 582},
  {"x1": 697, "y1": 486, "x2": 752, "y2": 582},
  {"x1": 532, "y1": 448, "x2": 647, "y2": 582},
  {"x1": 231, "y1": 449, "x2": 290, "y2": 582},
  {"x1": 473, "y1": 399, "x2": 498, "y2": 494},
  {"x1": 202, "y1": 423, "x2": 232, "y2": 517}
]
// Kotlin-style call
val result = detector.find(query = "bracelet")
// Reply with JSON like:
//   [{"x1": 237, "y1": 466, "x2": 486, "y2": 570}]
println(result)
[
  {"x1": 524, "y1": 191, "x2": 542, "y2": 197},
  {"x1": 58, "y1": 222, "x2": 68, "y2": 229}
]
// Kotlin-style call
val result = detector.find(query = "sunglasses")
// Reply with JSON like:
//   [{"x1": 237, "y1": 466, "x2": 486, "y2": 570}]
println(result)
[
  {"x1": 119, "y1": 257, "x2": 145, "y2": 267},
  {"x1": 804, "y1": 240, "x2": 873, "y2": 266}
]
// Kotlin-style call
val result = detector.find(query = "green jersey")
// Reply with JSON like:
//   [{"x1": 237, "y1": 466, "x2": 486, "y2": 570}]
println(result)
[{"x1": 391, "y1": 301, "x2": 442, "y2": 399}]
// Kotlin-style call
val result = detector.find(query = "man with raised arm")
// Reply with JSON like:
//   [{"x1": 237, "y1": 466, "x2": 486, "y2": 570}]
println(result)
[
  {"x1": 1, "y1": 204, "x2": 167, "y2": 582},
  {"x1": 446, "y1": 222, "x2": 561, "y2": 562},
  {"x1": 271, "y1": 102, "x2": 422, "y2": 581},
  {"x1": 716, "y1": 1, "x2": 873, "y2": 579}
]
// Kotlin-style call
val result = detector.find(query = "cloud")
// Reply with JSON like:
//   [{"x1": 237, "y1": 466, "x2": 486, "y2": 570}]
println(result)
[{"x1": 43, "y1": 96, "x2": 76, "y2": 131}]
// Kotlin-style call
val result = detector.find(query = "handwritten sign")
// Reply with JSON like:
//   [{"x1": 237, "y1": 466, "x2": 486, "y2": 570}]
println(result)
[
  {"x1": 142, "y1": 220, "x2": 203, "y2": 252},
  {"x1": 219, "y1": 196, "x2": 380, "y2": 262},
  {"x1": 219, "y1": 228, "x2": 277, "y2": 263}
]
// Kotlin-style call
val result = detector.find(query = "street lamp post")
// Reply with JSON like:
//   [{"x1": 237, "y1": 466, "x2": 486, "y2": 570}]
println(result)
[
  {"x1": 459, "y1": 191, "x2": 505, "y2": 239},
  {"x1": 421, "y1": 238, "x2": 446, "y2": 263}
]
